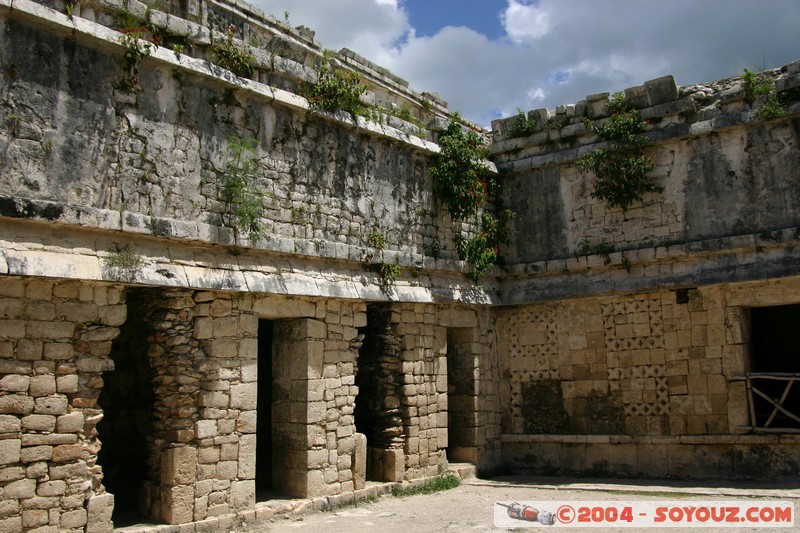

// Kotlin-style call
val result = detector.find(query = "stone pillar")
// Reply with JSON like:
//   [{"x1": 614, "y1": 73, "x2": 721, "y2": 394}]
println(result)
[
  {"x1": 356, "y1": 304, "x2": 406, "y2": 481},
  {"x1": 272, "y1": 318, "x2": 326, "y2": 497},
  {"x1": 140, "y1": 289, "x2": 202, "y2": 523}
]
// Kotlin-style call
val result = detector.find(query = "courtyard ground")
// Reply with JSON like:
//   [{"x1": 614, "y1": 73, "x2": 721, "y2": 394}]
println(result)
[{"x1": 253, "y1": 475, "x2": 800, "y2": 533}]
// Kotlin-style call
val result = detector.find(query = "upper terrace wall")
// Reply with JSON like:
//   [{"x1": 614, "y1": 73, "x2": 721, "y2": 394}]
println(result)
[
  {"x1": 492, "y1": 64, "x2": 800, "y2": 303},
  {"x1": 0, "y1": 0, "x2": 487, "y2": 303}
]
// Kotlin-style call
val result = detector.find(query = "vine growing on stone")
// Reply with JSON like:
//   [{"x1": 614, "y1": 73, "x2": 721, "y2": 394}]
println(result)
[
  {"x1": 220, "y1": 135, "x2": 265, "y2": 243},
  {"x1": 429, "y1": 117, "x2": 515, "y2": 282},
  {"x1": 576, "y1": 92, "x2": 660, "y2": 212}
]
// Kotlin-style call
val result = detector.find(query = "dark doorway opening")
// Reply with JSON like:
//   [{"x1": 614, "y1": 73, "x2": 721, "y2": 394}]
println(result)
[
  {"x1": 256, "y1": 319, "x2": 274, "y2": 499},
  {"x1": 748, "y1": 304, "x2": 800, "y2": 429},
  {"x1": 446, "y1": 327, "x2": 477, "y2": 463},
  {"x1": 97, "y1": 289, "x2": 155, "y2": 526}
]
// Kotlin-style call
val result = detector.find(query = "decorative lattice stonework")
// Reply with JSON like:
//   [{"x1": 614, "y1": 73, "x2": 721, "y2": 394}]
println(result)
[
  {"x1": 602, "y1": 297, "x2": 670, "y2": 417},
  {"x1": 506, "y1": 308, "x2": 560, "y2": 433}
]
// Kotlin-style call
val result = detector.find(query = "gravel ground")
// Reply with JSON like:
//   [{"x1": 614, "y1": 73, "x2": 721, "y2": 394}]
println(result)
[{"x1": 251, "y1": 476, "x2": 800, "y2": 533}]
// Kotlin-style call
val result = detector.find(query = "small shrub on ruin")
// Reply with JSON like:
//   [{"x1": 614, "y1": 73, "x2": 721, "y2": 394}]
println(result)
[
  {"x1": 220, "y1": 135, "x2": 265, "y2": 243},
  {"x1": 306, "y1": 52, "x2": 367, "y2": 116},
  {"x1": 507, "y1": 109, "x2": 538, "y2": 139},
  {"x1": 577, "y1": 92, "x2": 660, "y2": 212},
  {"x1": 210, "y1": 25, "x2": 256, "y2": 79}
]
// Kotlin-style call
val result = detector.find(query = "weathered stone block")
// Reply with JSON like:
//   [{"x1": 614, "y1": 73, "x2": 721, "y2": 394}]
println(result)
[
  {"x1": 352, "y1": 433, "x2": 366, "y2": 490},
  {"x1": 0, "y1": 517, "x2": 22, "y2": 533},
  {"x1": 55, "y1": 374, "x2": 78, "y2": 393},
  {"x1": 230, "y1": 480, "x2": 255, "y2": 510},
  {"x1": 0, "y1": 440, "x2": 20, "y2": 466},
  {"x1": 52, "y1": 444, "x2": 84, "y2": 463},
  {"x1": 85, "y1": 493, "x2": 114, "y2": 533},
  {"x1": 98, "y1": 304, "x2": 127, "y2": 327},
  {"x1": 75, "y1": 357, "x2": 114, "y2": 373},
  {"x1": 17, "y1": 339, "x2": 43, "y2": 361},
  {"x1": 162, "y1": 485, "x2": 194, "y2": 525},
  {"x1": 22, "y1": 508, "x2": 49, "y2": 529},
  {"x1": 28, "y1": 375, "x2": 56, "y2": 397},
  {"x1": 252, "y1": 298, "x2": 315, "y2": 318},
  {"x1": 383, "y1": 448, "x2": 404, "y2": 482},
  {"x1": 162, "y1": 447, "x2": 198, "y2": 486},
  {"x1": 238, "y1": 434, "x2": 256, "y2": 479},
  {"x1": 0, "y1": 395, "x2": 34, "y2": 414},
  {"x1": 60, "y1": 508, "x2": 87, "y2": 529},
  {"x1": 4, "y1": 478, "x2": 36, "y2": 499},
  {"x1": 21, "y1": 415, "x2": 55, "y2": 432},
  {"x1": 36, "y1": 480, "x2": 66, "y2": 497},
  {"x1": 48, "y1": 462, "x2": 87, "y2": 480},
  {"x1": 43, "y1": 343, "x2": 73, "y2": 361},
  {"x1": 198, "y1": 391, "x2": 228, "y2": 408},
  {"x1": 216, "y1": 461, "x2": 237, "y2": 480},
  {"x1": 0, "y1": 415, "x2": 21, "y2": 434},
  {"x1": 644, "y1": 75, "x2": 678, "y2": 106},
  {"x1": 20, "y1": 446, "x2": 51, "y2": 463},
  {"x1": 27, "y1": 322, "x2": 74, "y2": 340},
  {"x1": 33, "y1": 396, "x2": 68, "y2": 415},
  {"x1": 229, "y1": 383, "x2": 257, "y2": 410},
  {"x1": 55, "y1": 412, "x2": 84, "y2": 434},
  {"x1": 0, "y1": 375, "x2": 30, "y2": 393},
  {"x1": 193, "y1": 317, "x2": 213, "y2": 339}
]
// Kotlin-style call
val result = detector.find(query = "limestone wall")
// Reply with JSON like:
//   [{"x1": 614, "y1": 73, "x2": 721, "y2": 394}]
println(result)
[
  {"x1": 0, "y1": 0, "x2": 492, "y2": 304},
  {"x1": 0, "y1": 277, "x2": 125, "y2": 533},
  {"x1": 492, "y1": 63, "x2": 800, "y2": 304},
  {"x1": 496, "y1": 275, "x2": 800, "y2": 478}
]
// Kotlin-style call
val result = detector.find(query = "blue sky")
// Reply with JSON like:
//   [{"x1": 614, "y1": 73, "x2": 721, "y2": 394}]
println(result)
[
  {"x1": 253, "y1": 0, "x2": 800, "y2": 127},
  {"x1": 402, "y1": 0, "x2": 507, "y2": 39}
]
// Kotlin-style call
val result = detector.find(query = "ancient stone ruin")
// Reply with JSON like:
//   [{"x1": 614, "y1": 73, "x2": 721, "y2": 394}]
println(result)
[{"x1": 1, "y1": 0, "x2": 800, "y2": 530}]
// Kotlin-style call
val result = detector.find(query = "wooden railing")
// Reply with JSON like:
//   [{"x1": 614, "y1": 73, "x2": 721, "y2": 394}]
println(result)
[{"x1": 737, "y1": 373, "x2": 800, "y2": 432}]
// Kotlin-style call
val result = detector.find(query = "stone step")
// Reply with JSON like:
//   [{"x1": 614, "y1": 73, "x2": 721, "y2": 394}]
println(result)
[{"x1": 448, "y1": 462, "x2": 477, "y2": 481}]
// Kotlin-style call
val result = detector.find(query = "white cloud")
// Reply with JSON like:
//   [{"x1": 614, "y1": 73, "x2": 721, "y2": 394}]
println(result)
[
  {"x1": 250, "y1": 0, "x2": 800, "y2": 127},
  {"x1": 502, "y1": 0, "x2": 551, "y2": 43},
  {"x1": 253, "y1": 0, "x2": 410, "y2": 55}
]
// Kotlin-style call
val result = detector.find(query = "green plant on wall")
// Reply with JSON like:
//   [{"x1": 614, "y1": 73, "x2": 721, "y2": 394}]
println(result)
[
  {"x1": 306, "y1": 51, "x2": 367, "y2": 116},
  {"x1": 742, "y1": 68, "x2": 772, "y2": 103},
  {"x1": 507, "y1": 109, "x2": 538, "y2": 139},
  {"x1": 378, "y1": 262, "x2": 401, "y2": 286},
  {"x1": 429, "y1": 116, "x2": 515, "y2": 281},
  {"x1": 220, "y1": 135, "x2": 265, "y2": 243},
  {"x1": 210, "y1": 25, "x2": 256, "y2": 78},
  {"x1": 454, "y1": 210, "x2": 514, "y2": 282},
  {"x1": 576, "y1": 92, "x2": 660, "y2": 212},
  {"x1": 118, "y1": 27, "x2": 155, "y2": 90},
  {"x1": 103, "y1": 244, "x2": 145, "y2": 282},
  {"x1": 743, "y1": 69, "x2": 786, "y2": 121},
  {"x1": 430, "y1": 119, "x2": 490, "y2": 220}
]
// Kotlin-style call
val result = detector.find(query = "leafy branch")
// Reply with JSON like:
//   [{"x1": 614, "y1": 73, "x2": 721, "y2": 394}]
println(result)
[{"x1": 430, "y1": 117, "x2": 515, "y2": 281}]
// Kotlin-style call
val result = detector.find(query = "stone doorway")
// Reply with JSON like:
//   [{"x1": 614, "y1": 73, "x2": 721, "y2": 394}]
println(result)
[
  {"x1": 258, "y1": 318, "x2": 325, "y2": 497},
  {"x1": 96, "y1": 289, "x2": 155, "y2": 526},
  {"x1": 256, "y1": 319, "x2": 274, "y2": 498},
  {"x1": 446, "y1": 327, "x2": 478, "y2": 463}
]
